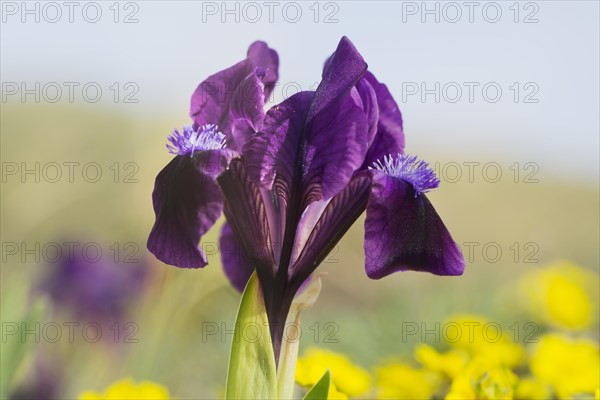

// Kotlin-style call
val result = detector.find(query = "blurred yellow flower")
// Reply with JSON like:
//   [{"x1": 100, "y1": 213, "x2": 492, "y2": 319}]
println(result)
[
  {"x1": 296, "y1": 347, "x2": 371, "y2": 396},
  {"x1": 328, "y1": 382, "x2": 350, "y2": 400},
  {"x1": 375, "y1": 361, "x2": 442, "y2": 399},
  {"x1": 519, "y1": 260, "x2": 598, "y2": 330},
  {"x1": 444, "y1": 315, "x2": 525, "y2": 368},
  {"x1": 415, "y1": 344, "x2": 469, "y2": 378},
  {"x1": 515, "y1": 377, "x2": 552, "y2": 400},
  {"x1": 79, "y1": 378, "x2": 170, "y2": 400},
  {"x1": 529, "y1": 333, "x2": 599, "y2": 398},
  {"x1": 446, "y1": 356, "x2": 518, "y2": 400}
]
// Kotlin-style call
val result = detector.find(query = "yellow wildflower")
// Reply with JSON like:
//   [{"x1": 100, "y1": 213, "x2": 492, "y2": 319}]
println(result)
[
  {"x1": 328, "y1": 382, "x2": 349, "y2": 400},
  {"x1": 376, "y1": 361, "x2": 442, "y2": 399},
  {"x1": 414, "y1": 344, "x2": 469, "y2": 378},
  {"x1": 515, "y1": 377, "x2": 551, "y2": 400},
  {"x1": 79, "y1": 378, "x2": 170, "y2": 400},
  {"x1": 519, "y1": 260, "x2": 598, "y2": 330},
  {"x1": 444, "y1": 315, "x2": 525, "y2": 368},
  {"x1": 446, "y1": 356, "x2": 518, "y2": 400},
  {"x1": 296, "y1": 347, "x2": 371, "y2": 396},
  {"x1": 529, "y1": 333, "x2": 599, "y2": 398}
]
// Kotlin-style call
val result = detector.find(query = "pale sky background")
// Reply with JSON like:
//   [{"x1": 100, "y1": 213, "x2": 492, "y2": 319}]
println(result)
[{"x1": 2, "y1": 0, "x2": 599, "y2": 183}]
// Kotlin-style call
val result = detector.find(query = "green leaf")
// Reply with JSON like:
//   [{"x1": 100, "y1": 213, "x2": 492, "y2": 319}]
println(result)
[
  {"x1": 0, "y1": 297, "x2": 46, "y2": 397},
  {"x1": 277, "y1": 276, "x2": 323, "y2": 399},
  {"x1": 303, "y1": 369, "x2": 330, "y2": 400},
  {"x1": 225, "y1": 272, "x2": 277, "y2": 399}
]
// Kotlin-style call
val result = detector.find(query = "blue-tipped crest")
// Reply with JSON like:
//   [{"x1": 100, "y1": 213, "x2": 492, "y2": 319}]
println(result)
[
  {"x1": 167, "y1": 124, "x2": 226, "y2": 156},
  {"x1": 370, "y1": 153, "x2": 440, "y2": 196}
]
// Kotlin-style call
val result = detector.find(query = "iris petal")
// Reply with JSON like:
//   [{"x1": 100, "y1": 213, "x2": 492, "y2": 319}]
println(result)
[
  {"x1": 219, "y1": 222, "x2": 254, "y2": 292},
  {"x1": 244, "y1": 36, "x2": 369, "y2": 211},
  {"x1": 355, "y1": 76, "x2": 379, "y2": 145},
  {"x1": 190, "y1": 41, "x2": 279, "y2": 149},
  {"x1": 361, "y1": 71, "x2": 405, "y2": 167},
  {"x1": 218, "y1": 158, "x2": 275, "y2": 277},
  {"x1": 147, "y1": 150, "x2": 232, "y2": 268},
  {"x1": 242, "y1": 91, "x2": 313, "y2": 203},
  {"x1": 364, "y1": 171, "x2": 464, "y2": 278},
  {"x1": 228, "y1": 72, "x2": 266, "y2": 147},
  {"x1": 292, "y1": 173, "x2": 372, "y2": 285}
]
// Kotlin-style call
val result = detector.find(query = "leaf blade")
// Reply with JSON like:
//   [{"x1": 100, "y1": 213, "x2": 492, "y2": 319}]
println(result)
[
  {"x1": 225, "y1": 273, "x2": 277, "y2": 399},
  {"x1": 303, "y1": 369, "x2": 331, "y2": 400}
]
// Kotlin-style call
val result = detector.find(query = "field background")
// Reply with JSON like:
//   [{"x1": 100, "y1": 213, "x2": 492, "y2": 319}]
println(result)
[{"x1": 1, "y1": 1, "x2": 598, "y2": 398}]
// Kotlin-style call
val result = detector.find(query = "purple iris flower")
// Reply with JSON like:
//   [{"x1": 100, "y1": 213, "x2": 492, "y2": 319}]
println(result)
[
  {"x1": 37, "y1": 245, "x2": 149, "y2": 325},
  {"x1": 147, "y1": 37, "x2": 464, "y2": 358}
]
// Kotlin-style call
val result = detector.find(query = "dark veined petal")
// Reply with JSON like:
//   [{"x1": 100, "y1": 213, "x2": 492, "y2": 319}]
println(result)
[
  {"x1": 302, "y1": 89, "x2": 368, "y2": 204},
  {"x1": 364, "y1": 171, "x2": 464, "y2": 279},
  {"x1": 242, "y1": 91, "x2": 314, "y2": 202},
  {"x1": 218, "y1": 158, "x2": 275, "y2": 278},
  {"x1": 362, "y1": 71, "x2": 405, "y2": 167},
  {"x1": 291, "y1": 173, "x2": 371, "y2": 285},
  {"x1": 190, "y1": 41, "x2": 279, "y2": 149},
  {"x1": 219, "y1": 222, "x2": 254, "y2": 292},
  {"x1": 147, "y1": 150, "x2": 232, "y2": 268}
]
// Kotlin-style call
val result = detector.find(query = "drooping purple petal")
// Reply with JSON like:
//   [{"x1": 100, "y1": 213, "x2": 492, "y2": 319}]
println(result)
[
  {"x1": 361, "y1": 71, "x2": 405, "y2": 167},
  {"x1": 364, "y1": 171, "x2": 464, "y2": 279},
  {"x1": 190, "y1": 41, "x2": 279, "y2": 149},
  {"x1": 147, "y1": 150, "x2": 232, "y2": 268},
  {"x1": 219, "y1": 222, "x2": 254, "y2": 292},
  {"x1": 218, "y1": 158, "x2": 275, "y2": 278}
]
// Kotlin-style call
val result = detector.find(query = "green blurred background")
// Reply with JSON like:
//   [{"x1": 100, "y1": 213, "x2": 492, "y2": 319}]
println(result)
[{"x1": 1, "y1": 102, "x2": 598, "y2": 397}]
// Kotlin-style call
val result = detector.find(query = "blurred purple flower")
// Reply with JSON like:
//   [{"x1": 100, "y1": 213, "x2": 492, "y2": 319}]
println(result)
[
  {"x1": 38, "y1": 245, "x2": 149, "y2": 324},
  {"x1": 147, "y1": 37, "x2": 464, "y2": 358}
]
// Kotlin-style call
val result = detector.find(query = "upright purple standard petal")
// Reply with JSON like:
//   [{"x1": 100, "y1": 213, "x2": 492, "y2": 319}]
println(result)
[
  {"x1": 219, "y1": 222, "x2": 254, "y2": 292},
  {"x1": 247, "y1": 41, "x2": 279, "y2": 100},
  {"x1": 148, "y1": 148, "x2": 231, "y2": 268},
  {"x1": 361, "y1": 71, "x2": 405, "y2": 167},
  {"x1": 355, "y1": 77, "x2": 379, "y2": 145},
  {"x1": 244, "y1": 36, "x2": 369, "y2": 208},
  {"x1": 302, "y1": 89, "x2": 368, "y2": 204},
  {"x1": 364, "y1": 155, "x2": 464, "y2": 278},
  {"x1": 190, "y1": 41, "x2": 278, "y2": 149},
  {"x1": 243, "y1": 91, "x2": 313, "y2": 202},
  {"x1": 228, "y1": 72, "x2": 266, "y2": 147},
  {"x1": 303, "y1": 37, "x2": 369, "y2": 203}
]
